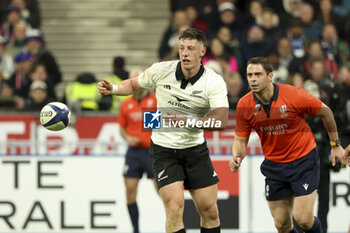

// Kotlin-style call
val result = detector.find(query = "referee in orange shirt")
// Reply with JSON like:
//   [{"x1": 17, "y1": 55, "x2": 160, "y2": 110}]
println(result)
[
  {"x1": 118, "y1": 70, "x2": 157, "y2": 233},
  {"x1": 230, "y1": 57, "x2": 347, "y2": 233}
]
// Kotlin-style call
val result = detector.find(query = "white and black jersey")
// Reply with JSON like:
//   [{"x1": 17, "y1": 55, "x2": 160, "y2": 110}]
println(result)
[{"x1": 138, "y1": 60, "x2": 228, "y2": 149}]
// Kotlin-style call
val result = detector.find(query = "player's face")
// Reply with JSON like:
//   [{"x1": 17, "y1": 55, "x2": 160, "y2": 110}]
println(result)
[
  {"x1": 246, "y1": 64, "x2": 272, "y2": 93},
  {"x1": 179, "y1": 38, "x2": 206, "y2": 71}
]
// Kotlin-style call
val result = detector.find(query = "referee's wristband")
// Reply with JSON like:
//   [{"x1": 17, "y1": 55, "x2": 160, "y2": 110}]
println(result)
[{"x1": 112, "y1": 84, "x2": 118, "y2": 95}]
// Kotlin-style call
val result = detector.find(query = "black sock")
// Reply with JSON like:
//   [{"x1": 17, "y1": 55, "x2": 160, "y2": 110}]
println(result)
[
  {"x1": 304, "y1": 217, "x2": 323, "y2": 233},
  {"x1": 127, "y1": 202, "x2": 139, "y2": 233},
  {"x1": 201, "y1": 225, "x2": 220, "y2": 233},
  {"x1": 290, "y1": 224, "x2": 299, "y2": 233},
  {"x1": 173, "y1": 229, "x2": 186, "y2": 233}
]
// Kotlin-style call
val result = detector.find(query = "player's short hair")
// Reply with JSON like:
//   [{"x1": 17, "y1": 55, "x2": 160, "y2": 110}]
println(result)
[
  {"x1": 179, "y1": 28, "x2": 207, "y2": 47},
  {"x1": 247, "y1": 57, "x2": 273, "y2": 75}
]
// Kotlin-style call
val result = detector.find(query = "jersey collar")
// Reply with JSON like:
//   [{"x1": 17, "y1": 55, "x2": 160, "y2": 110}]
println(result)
[
  {"x1": 253, "y1": 83, "x2": 279, "y2": 105},
  {"x1": 175, "y1": 61, "x2": 205, "y2": 89}
]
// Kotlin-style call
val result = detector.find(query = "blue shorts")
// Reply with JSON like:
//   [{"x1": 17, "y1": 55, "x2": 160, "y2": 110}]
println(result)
[
  {"x1": 260, "y1": 148, "x2": 320, "y2": 201},
  {"x1": 123, "y1": 147, "x2": 154, "y2": 179}
]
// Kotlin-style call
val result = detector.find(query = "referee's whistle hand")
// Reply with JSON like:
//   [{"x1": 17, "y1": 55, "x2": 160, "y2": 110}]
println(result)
[{"x1": 229, "y1": 157, "x2": 241, "y2": 172}]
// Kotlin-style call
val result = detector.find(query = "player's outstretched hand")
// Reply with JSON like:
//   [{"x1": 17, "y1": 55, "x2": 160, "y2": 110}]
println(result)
[
  {"x1": 229, "y1": 156, "x2": 242, "y2": 172},
  {"x1": 98, "y1": 79, "x2": 113, "y2": 96},
  {"x1": 344, "y1": 145, "x2": 350, "y2": 167},
  {"x1": 331, "y1": 146, "x2": 346, "y2": 168}
]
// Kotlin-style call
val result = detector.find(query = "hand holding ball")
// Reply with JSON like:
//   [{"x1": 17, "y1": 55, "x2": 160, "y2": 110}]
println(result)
[{"x1": 40, "y1": 102, "x2": 71, "y2": 131}]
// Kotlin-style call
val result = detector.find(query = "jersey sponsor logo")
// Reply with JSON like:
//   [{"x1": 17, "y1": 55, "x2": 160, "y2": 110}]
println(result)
[
  {"x1": 172, "y1": 95, "x2": 188, "y2": 102},
  {"x1": 259, "y1": 123, "x2": 288, "y2": 135},
  {"x1": 167, "y1": 100, "x2": 190, "y2": 109},
  {"x1": 143, "y1": 110, "x2": 161, "y2": 129},
  {"x1": 303, "y1": 183, "x2": 309, "y2": 190},
  {"x1": 163, "y1": 85, "x2": 171, "y2": 90},
  {"x1": 265, "y1": 184, "x2": 269, "y2": 197}
]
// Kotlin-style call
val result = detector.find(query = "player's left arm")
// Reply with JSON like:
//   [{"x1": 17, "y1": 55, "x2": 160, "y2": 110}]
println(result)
[{"x1": 316, "y1": 102, "x2": 346, "y2": 167}]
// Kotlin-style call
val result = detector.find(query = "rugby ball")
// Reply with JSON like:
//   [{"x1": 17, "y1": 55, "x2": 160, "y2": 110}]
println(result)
[{"x1": 40, "y1": 102, "x2": 71, "y2": 131}]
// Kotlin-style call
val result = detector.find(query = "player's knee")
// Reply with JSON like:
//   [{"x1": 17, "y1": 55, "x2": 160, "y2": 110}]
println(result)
[
  {"x1": 294, "y1": 215, "x2": 314, "y2": 230},
  {"x1": 274, "y1": 218, "x2": 292, "y2": 233},
  {"x1": 198, "y1": 203, "x2": 219, "y2": 221}
]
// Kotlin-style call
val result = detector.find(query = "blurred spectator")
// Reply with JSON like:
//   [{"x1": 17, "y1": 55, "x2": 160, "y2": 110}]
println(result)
[
  {"x1": 113, "y1": 56, "x2": 129, "y2": 80},
  {"x1": 225, "y1": 71, "x2": 243, "y2": 110},
  {"x1": 321, "y1": 23, "x2": 350, "y2": 67},
  {"x1": 216, "y1": 26, "x2": 244, "y2": 72},
  {"x1": 309, "y1": 60, "x2": 333, "y2": 88},
  {"x1": 64, "y1": 72, "x2": 109, "y2": 113},
  {"x1": 25, "y1": 29, "x2": 62, "y2": 86},
  {"x1": 286, "y1": 19, "x2": 309, "y2": 58},
  {"x1": 161, "y1": 25, "x2": 190, "y2": 61},
  {"x1": 268, "y1": 51, "x2": 289, "y2": 83},
  {"x1": 333, "y1": 0, "x2": 350, "y2": 17},
  {"x1": 256, "y1": 7, "x2": 284, "y2": 48},
  {"x1": 317, "y1": 0, "x2": 344, "y2": 36},
  {"x1": 0, "y1": 35, "x2": 14, "y2": 79},
  {"x1": 185, "y1": 5, "x2": 207, "y2": 33},
  {"x1": 202, "y1": 37, "x2": 239, "y2": 74},
  {"x1": 5, "y1": 20, "x2": 26, "y2": 57},
  {"x1": 0, "y1": 5, "x2": 23, "y2": 42},
  {"x1": 276, "y1": 37, "x2": 294, "y2": 71},
  {"x1": 23, "y1": 62, "x2": 57, "y2": 99},
  {"x1": 104, "y1": 56, "x2": 131, "y2": 113},
  {"x1": 11, "y1": 0, "x2": 41, "y2": 29},
  {"x1": 244, "y1": 0, "x2": 264, "y2": 26},
  {"x1": 337, "y1": 64, "x2": 350, "y2": 147},
  {"x1": 286, "y1": 72, "x2": 304, "y2": 87},
  {"x1": 207, "y1": 2, "x2": 243, "y2": 40},
  {"x1": 0, "y1": 0, "x2": 11, "y2": 24},
  {"x1": 205, "y1": 60, "x2": 223, "y2": 76},
  {"x1": 278, "y1": 0, "x2": 302, "y2": 28},
  {"x1": 299, "y1": 3, "x2": 323, "y2": 40},
  {"x1": 241, "y1": 24, "x2": 271, "y2": 64},
  {"x1": 7, "y1": 51, "x2": 32, "y2": 97},
  {"x1": 305, "y1": 41, "x2": 338, "y2": 80},
  {"x1": 22, "y1": 80, "x2": 53, "y2": 111},
  {"x1": 158, "y1": 10, "x2": 190, "y2": 60}
]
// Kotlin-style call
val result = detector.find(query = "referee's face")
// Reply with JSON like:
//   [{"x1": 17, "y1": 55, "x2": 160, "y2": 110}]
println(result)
[
  {"x1": 247, "y1": 64, "x2": 273, "y2": 93},
  {"x1": 179, "y1": 38, "x2": 206, "y2": 72}
]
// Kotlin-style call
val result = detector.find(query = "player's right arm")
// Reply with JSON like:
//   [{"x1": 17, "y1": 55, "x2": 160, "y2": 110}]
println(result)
[
  {"x1": 230, "y1": 136, "x2": 249, "y2": 172},
  {"x1": 98, "y1": 77, "x2": 141, "y2": 96}
]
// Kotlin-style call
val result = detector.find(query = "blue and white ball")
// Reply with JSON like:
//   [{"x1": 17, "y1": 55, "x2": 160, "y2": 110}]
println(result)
[{"x1": 40, "y1": 102, "x2": 71, "y2": 131}]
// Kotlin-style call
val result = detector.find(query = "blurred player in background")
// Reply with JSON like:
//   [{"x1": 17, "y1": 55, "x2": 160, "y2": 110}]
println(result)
[
  {"x1": 230, "y1": 57, "x2": 346, "y2": 233},
  {"x1": 99, "y1": 28, "x2": 228, "y2": 233},
  {"x1": 118, "y1": 70, "x2": 157, "y2": 233}
]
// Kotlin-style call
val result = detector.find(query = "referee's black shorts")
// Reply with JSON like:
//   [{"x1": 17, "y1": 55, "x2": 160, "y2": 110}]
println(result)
[{"x1": 150, "y1": 140, "x2": 219, "y2": 190}]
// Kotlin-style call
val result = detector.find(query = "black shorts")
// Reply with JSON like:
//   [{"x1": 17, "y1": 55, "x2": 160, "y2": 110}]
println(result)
[
  {"x1": 260, "y1": 148, "x2": 320, "y2": 201},
  {"x1": 123, "y1": 146, "x2": 154, "y2": 179},
  {"x1": 150, "y1": 141, "x2": 219, "y2": 190}
]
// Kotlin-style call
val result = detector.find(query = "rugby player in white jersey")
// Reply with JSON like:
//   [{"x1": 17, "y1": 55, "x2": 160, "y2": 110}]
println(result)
[{"x1": 98, "y1": 28, "x2": 229, "y2": 233}]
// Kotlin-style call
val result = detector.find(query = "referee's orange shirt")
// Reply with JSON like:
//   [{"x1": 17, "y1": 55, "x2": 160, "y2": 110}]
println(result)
[
  {"x1": 235, "y1": 83, "x2": 323, "y2": 163},
  {"x1": 118, "y1": 93, "x2": 157, "y2": 148}
]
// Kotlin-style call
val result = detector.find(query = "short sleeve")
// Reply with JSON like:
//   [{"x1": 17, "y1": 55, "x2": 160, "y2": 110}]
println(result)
[
  {"x1": 235, "y1": 100, "x2": 252, "y2": 138},
  {"x1": 296, "y1": 87, "x2": 323, "y2": 116},
  {"x1": 208, "y1": 75, "x2": 229, "y2": 108},
  {"x1": 118, "y1": 102, "x2": 127, "y2": 128},
  {"x1": 138, "y1": 63, "x2": 161, "y2": 89}
]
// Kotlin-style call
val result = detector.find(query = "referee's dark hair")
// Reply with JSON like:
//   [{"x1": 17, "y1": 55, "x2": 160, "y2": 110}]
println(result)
[
  {"x1": 247, "y1": 57, "x2": 274, "y2": 75},
  {"x1": 179, "y1": 28, "x2": 207, "y2": 47}
]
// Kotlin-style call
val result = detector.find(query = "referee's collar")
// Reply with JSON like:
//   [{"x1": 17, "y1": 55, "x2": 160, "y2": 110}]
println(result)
[
  {"x1": 253, "y1": 83, "x2": 279, "y2": 104},
  {"x1": 175, "y1": 61, "x2": 204, "y2": 89}
]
